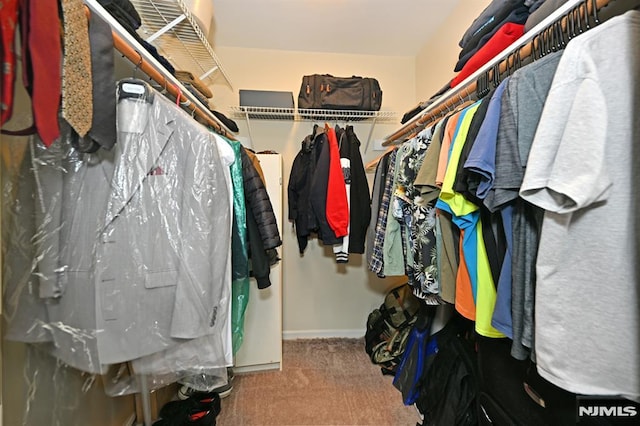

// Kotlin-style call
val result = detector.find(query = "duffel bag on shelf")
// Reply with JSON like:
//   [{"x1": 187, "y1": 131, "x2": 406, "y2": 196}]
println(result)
[{"x1": 297, "y1": 74, "x2": 382, "y2": 111}]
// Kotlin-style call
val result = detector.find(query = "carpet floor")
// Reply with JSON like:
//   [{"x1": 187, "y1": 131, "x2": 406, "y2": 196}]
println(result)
[{"x1": 216, "y1": 338, "x2": 421, "y2": 426}]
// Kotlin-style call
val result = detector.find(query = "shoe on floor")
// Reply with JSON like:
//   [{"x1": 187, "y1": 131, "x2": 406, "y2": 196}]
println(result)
[
  {"x1": 160, "y1": 392, "x2": 221, "y2": 420},
  {"x1": 178, "y1": 368, "x2": 235, "y2": 401},
  {"x1": 153, "y1": 406, "x2": 217, "y2": 425}
]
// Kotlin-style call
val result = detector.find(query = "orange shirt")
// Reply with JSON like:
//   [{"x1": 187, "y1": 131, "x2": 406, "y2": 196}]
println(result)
[
  {"x1": 436, "y1": 111, "x2": 462, "y2": 187},
  {"x1": 454, "y1": 229, "x2": 476, "y2": 320}
]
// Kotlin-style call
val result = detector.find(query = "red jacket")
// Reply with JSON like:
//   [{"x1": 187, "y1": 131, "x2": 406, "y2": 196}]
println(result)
[{"x1": 326, "y1": 127, "x2": 349, "y2": 237}]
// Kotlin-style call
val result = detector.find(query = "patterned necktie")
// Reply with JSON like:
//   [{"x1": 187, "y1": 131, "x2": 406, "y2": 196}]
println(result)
[{"x1": 60, "y1": 0, "x2": 93, "y2": 137}]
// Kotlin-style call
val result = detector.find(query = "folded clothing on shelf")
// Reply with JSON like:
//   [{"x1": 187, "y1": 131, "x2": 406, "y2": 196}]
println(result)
[
  {"x1": 454, "y1": 5, "x2": 530, "y2": 72},
  {"x1": 525, "y1": 0, "x2": 570, "y2": 32},
  {"x1": 182, "y1": 82, "x2": 210, "y2": 108},
  {"x1": 98, "y1": 0, "x2": 175, "y2": 75},
  {"x1": 175, "y1": 70, "x2": 213, "y2": 98},
  {"x1": 451, "y1": 22, "x2": 525, "y2": 88},
  {"x1": 458, "y1": 0, "x2": 527, "y2": 49}
]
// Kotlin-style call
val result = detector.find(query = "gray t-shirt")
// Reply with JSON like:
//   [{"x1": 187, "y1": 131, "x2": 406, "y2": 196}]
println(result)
[
  {"x1": 520, "y1": 11, "x2": 640, "y2": 401},
  {"x1": 486, "y1": 52, "x2": 562, "y2": 360}
]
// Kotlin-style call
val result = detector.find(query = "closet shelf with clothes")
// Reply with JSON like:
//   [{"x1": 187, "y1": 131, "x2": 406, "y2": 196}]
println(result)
[
  {"x1": 378, "y1": 0, "x2": 630, "y2": 151},
  {"x1": 84, "y1": 0, "x2": 236, "y2": 138},
  {"x1": 128, "y1": 0, "x2": 233, "y2": 89}
]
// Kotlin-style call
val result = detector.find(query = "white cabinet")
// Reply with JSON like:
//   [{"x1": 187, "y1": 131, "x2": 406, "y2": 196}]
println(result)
[{"x1": 234, "y1": 154, "x2": 283, "y2": 372}]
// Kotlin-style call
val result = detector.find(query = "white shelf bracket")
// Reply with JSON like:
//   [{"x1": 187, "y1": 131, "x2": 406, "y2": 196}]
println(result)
[
  {"x1": 363, "y1": 117, "x2": 378, "y2": 153},
  {"x1": 199, "y1": 66, "x2": 219, "y2": 81},
  {"x1": 146, "y1": 14, "x2": 187, "y2": 43},
  {"x1": 243, "y1": 108, "x2": 256, "y2": 146}
]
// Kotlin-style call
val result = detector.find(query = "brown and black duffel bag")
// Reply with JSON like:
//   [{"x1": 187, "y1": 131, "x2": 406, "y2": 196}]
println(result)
[{"x1": 297, "y1": 74, "x2": 382, "y2": 111}]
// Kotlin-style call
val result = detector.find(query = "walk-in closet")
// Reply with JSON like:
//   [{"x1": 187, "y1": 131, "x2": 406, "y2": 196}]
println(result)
[{"x1": 1, "y1": 0, "x2": 638, "y2": 425}]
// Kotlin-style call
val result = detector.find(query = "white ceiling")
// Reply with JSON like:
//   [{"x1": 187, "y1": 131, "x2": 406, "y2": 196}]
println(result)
[{"x1": 209, "y1": 0, "x2": 463, "y2": 56}]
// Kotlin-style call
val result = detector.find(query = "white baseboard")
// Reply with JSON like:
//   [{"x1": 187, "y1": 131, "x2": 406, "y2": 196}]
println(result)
[
  {"x1": 283, "y1": 329, "x2": 365, "y2": 340},
  {"x1": 234, "y1": 362, "x2": 281, "y2": 374}
]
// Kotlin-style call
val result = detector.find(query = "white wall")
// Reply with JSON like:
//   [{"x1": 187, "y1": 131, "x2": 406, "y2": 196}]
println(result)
[
  {"x1": 209, "y1": 1, "x2": 493, "y2": 337},
  {"x1": 211, "y1": 47, "x2": 415, "y2": 337}
]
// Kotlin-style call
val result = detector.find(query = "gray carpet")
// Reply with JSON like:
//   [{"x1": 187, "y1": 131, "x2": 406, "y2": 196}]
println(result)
[{"x1": 217, "y1": 338, "x2": 421, "y2": 425}]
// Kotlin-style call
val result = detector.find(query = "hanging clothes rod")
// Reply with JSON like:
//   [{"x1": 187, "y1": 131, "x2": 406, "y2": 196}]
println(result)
[
  {"x1": 381, "y1": 0, "x2": 629, "y2": 148},
  {"x1": 83, "y1": 0, "x2": 236, "y2": 140}
]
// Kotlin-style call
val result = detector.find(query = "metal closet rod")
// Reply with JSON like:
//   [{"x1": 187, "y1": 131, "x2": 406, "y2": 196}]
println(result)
[
  {"x1": 83, "y1": 3, "x2": 236, "y2": 140},
  {"x1": 381, "y1": 0, "x2": 621, "y2": 147}
]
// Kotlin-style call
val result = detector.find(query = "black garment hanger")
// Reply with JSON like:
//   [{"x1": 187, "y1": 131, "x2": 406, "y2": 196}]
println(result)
[
  {"x1": 591, "y1": 0, "x2": 600, "y2": 26},
  {"x1": 492, "y1": 62, "x2": 501, "y2": 88}
]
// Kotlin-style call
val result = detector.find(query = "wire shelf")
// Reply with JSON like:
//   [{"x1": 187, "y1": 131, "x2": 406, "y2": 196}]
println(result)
[
  {"x1": 229, "y1": 107, "x2": 399, "y2": 122},
  {"x1": 130, "y1": 0, "x2": 233, "y2": 88}
]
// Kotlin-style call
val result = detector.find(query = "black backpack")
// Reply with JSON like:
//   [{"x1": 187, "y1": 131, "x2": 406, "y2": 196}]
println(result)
[
  {"x1": 414, "y1": 314, "x2": 479, "y2": 426},
  {"x1": 364, "y1": 284, "x2": 421, "y2": 375}
]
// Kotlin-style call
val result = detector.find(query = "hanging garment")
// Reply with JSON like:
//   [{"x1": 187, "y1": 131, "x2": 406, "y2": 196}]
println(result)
[
  {"x1": 436, "y1": 101, "x2": 505, "y2": 338},
  {"x1": 344, "y1": 126, "x2": 371, "y2": 254},
  {"x1": 288, "y1": 126, "x2": 322, "y2": 254},
  {"x1": 2, "y1": 145, "x2": 53, "y2": 344},
  {"x1": 520, "y1": 11, "x2": 640, "y2": 401},
  {"x1": 240, "y1": 147, "x2": 281, "y2": 251},
  {"x1": 18, "y1": 80, "x2": 232, "y2": 374},
  {"x1": 332, "y1": 127, "x2": 352, "y2": 263},
  {"x1": 309, "y1": 130, "x2": 342, "y2": 245},
  {"x1": 240, "y1": 147, "x2": 281, "y2": 288},
  {"x1": 332, "y1": 126, "x2": 371, "y2": 262},
  {"x1": 461, "y1": 80, "x2": 512, "y2": 339},
  {"x1": 368, "y1": 149, "x2": 398, "y2": 276},
  {"x1": 325, "y1": 126, "x2": 349, "y2": 239},
  {"x1": 414, "y1": 119, "x2": 448, "y2": 301},
  {"x1": 383, "y1": 143, "x2": 410, "y2": 277},
  {"x1": 393, "y1": 127, "x2": 437, "y2": 301},
  {"x1": 227, "y1": 138, "x2": 249, "y2": 281},
  {"x1": 365, "y1": 151, "x2": 391, "y2": 264},
  {"x1": 484, "y1": 51, "x2": 562, "y2": 360}
]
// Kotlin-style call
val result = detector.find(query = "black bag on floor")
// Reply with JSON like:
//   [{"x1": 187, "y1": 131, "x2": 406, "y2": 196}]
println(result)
[
  {"x1": 364, "y1": 284, "x2": 421, "y2": 376},
  {"x1": 298, "y1": 74, "x2": 382, "y2": 111},
  {"x1": 414, "y1": 314, "x2": 479, "y2": 426},
  {"x1": 476, "y1": 337, "x2": 578, "y2": 426}
]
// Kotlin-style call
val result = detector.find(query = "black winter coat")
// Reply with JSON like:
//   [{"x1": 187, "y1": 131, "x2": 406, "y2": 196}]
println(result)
[
  {"x1": 335, "y1": 126, "x2": 371, "y2": 254},
  {"x1": 287, "y1": 132, "x2": 317, "y2": 254},
  {"x1": 240, "y1": 148, "x2": 281, "y2": 250}
]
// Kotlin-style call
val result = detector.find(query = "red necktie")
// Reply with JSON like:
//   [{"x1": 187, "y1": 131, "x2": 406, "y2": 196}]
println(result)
[
  {"x1": 24, "y1": 0, "x2": 62, "y2": 146},
  {"x1": 0, "y1": 0, "x2": 19, "y2": 125}
]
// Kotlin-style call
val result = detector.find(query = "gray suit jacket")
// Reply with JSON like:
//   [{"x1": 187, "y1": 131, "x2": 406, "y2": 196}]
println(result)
[
  {"x1": 3, "y1": 142, "x2": 53, "y2": 344},
  {"x1": 30, "y1": 81, "x2": 231, "y2": 374}
]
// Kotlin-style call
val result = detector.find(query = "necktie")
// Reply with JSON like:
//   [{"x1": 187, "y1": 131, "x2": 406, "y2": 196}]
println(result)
[
  {"x1": 86, "y1": 11, "x2": 116, "y2": 150},
  {"x1": 60, "y1": 0, "x2": 93, "y2": 137},
  {"x1": 24, "y1": 0, "x2": 62, "y2": 146},
  {"x1": 0, "y1": 0, "x2": 20, "y2": 125}
]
